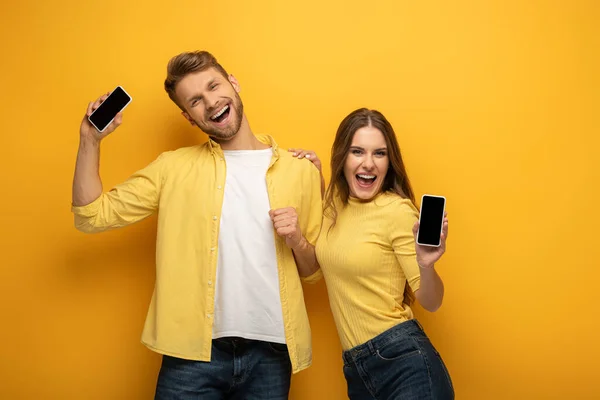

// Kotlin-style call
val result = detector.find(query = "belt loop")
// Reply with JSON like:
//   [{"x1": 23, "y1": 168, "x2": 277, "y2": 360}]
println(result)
[
  {"x1": 367, "y1": 340, "x2": 376, "y2": 356},
  {"x1": 413, "y1": 318, "x2": 424, "y2": 332}
]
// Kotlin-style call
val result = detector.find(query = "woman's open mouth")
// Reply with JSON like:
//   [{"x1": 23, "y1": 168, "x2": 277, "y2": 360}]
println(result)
[{"x1": 356, "y1": 174, "x2": 377, "y2": 188}]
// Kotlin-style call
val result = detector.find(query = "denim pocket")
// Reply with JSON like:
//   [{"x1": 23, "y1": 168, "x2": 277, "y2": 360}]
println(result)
[
  {"x1": 267, "y1": 342, "x2": 289, "y2": 355},
  {"x1": 412, "y1": 334, "x2": 455, "y2": 398},
  {"x1": 374, "y1": 336, "x2": 421, "y2": 362},
  {"x1": 430, "y1": 345, "x2": 454, "y2": 394}
]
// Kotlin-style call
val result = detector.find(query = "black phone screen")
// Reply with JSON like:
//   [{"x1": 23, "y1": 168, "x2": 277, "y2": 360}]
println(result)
[
  {"x1": 417, "y1": 196, "x2": 445, "y2": 246},
  {"x1": 89, "y1": 87, "x2": 131, "y2": 131}
]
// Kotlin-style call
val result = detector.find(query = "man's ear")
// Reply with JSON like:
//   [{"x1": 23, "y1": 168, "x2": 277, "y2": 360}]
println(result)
[
  {"x1": 228, "y1": 74, "x2": 241, "y2": 93},
  {"x1": 182, "y1": 112, "x2": 196, "y2": 126}
]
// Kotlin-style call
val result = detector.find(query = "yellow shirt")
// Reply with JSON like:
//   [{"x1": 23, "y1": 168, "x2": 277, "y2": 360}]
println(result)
[
  {"x1": 315, "y1": 192, "x2": 421, "y2": 350},
  {"x1": 71, "y1": 135, "x2": 323, "y2": 373}
]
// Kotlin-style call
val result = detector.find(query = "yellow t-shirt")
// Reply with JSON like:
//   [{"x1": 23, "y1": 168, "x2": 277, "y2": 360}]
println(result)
[{"x1": 315, "y1": 192, "x2": 421, "y2": 350}]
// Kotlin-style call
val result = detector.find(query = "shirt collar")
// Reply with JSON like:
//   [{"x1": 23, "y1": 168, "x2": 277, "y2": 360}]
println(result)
[{"x1": 208, "y1": 134, "x2": 280, "y2": 159}]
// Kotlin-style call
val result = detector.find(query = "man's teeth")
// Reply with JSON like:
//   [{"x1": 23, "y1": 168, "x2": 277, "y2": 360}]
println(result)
[
  {"x1": 210, "y1": 105, "x2": 229, "y2": 120},
  {"x1": 358, "y1": 174, "x2": 376, "y2": 179}
]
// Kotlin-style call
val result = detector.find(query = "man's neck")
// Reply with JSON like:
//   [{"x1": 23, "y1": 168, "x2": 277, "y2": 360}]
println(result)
[{"x1": 218, "y1": 115, "x2": 270, "y2": 151}]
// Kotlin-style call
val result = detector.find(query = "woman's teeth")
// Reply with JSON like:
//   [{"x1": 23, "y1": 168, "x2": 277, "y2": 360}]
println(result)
[
  {"x1": 356, "y1": 174, "x2": 376, "y2": 185},
  {"x1": 358, "y1": 174, "x2": 376, "y2": 180}
]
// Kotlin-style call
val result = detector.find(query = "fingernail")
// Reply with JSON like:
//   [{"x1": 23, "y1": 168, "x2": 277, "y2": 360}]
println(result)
[
  {"x1": 292, "y1": 153, "x2": 297, "y2": 156},
  {"x1": 305, "y1": 154, "x2": 311, "y2": 158}
]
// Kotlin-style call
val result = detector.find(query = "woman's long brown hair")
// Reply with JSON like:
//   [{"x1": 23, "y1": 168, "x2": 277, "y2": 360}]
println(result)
[{"x1": 323, "y1": 108, "x2": 417, "y2": 305}]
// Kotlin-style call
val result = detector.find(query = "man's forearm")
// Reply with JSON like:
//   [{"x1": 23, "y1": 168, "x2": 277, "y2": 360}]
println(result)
[
  {"x1": 291, "y1": 237, "x2": 320, "y2": 277},
  {"x1": 72, "y1": 136, "x2": 103, "y2": 206}
]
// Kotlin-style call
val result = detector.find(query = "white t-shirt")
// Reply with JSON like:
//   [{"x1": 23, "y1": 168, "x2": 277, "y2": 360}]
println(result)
[{"x1": 212, "y1": 148, "x2": 286, "y2": 344}]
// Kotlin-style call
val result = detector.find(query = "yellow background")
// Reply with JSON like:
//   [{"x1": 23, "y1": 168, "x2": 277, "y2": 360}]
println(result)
[{"x1": 1, "y1": 0, "x2": 598, "y2": 398}]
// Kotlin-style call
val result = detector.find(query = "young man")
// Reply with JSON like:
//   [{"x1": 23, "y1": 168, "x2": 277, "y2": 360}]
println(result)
[{"x1": 72, "y1": 51, "x2": 322, "y2": 399}]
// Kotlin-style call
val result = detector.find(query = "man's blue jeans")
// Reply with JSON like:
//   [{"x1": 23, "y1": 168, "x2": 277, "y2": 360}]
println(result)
[{"x1": 155, "y1": 337, "x2": 292, "y2": 400}]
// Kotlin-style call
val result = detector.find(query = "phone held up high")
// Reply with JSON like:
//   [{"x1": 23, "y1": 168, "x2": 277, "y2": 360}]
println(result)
[
  {"x1": 88, "y1": 86, "x2": 132, "y2": 133},
  {"x1": 416, "y1": 194, "x2": 446, "y2": 247}
]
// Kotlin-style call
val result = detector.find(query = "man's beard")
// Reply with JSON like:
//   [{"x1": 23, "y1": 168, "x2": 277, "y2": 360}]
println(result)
[{"x1": 197, "y1": 92, "x2": 244, "y2": 141}]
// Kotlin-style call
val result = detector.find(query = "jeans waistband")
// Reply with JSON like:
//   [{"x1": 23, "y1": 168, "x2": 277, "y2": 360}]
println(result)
[{"x1": 342, "y1": 319, "x2": 424, "y2": 365}]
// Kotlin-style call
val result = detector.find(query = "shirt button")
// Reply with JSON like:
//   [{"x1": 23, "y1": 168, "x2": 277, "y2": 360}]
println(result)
[
  {"x1": 206, "y1": 314, "x2": 212, "y2": 319},
  {"x1": 210, "y1": 247, "x2": 215, "y2": 251},
  {"x1": 213, "y1": 216, "x2": 217, "y2": 220},
  {"x1": 208, "y1": 280, "x2": 213, "y2": 286},
  {"x1": 217, "y1": 185, "x2": 222, "y2": 190}
]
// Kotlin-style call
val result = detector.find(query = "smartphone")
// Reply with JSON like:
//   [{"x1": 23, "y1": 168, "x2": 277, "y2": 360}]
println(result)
[
  {"x1": 88, "y1": 86, "x2": 132, "y2": 132},
  {"x1": 416, "y1": 194, "x2": 446, "y2": 247}
]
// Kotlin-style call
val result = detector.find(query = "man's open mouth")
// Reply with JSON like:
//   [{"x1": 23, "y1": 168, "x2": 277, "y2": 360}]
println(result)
[{"x1": 210, "y1": 105, "x2": 231, "y2": 124}]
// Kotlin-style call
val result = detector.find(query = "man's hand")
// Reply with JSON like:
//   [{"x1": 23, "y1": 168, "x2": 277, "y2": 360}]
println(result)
[
  {"x1": 80, "y1": 92, "x2": 124, "y2": 143},
  {"x1": 269, "y1": 207, "x2": 304, "y2": 249},
  {"x1": 72, "y1": 92, "x2": 125, "y2": 207}
]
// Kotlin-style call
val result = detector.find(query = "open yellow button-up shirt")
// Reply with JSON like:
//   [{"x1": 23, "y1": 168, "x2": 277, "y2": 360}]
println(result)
[{"x1": 72, "y1": 135, "x2": 323, "y2": 373}]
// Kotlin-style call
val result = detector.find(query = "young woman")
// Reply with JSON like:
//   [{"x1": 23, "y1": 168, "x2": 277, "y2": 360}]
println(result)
[{"x1": 290, "y1": 108, "x2": 454, "y2": 399}]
